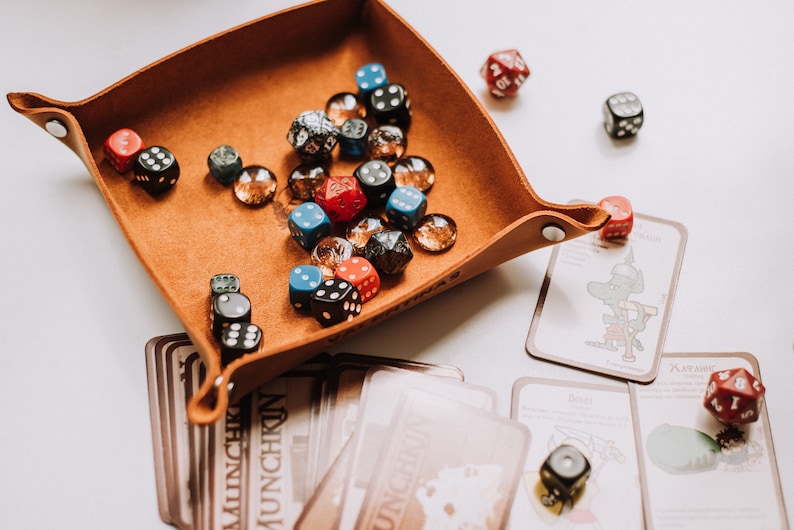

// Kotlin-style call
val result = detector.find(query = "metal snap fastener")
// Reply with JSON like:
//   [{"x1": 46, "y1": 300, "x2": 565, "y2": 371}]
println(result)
[
  {"x1": 541, "y1": 223, "x2": 566, "y2": 242},
  {"x1": 45, "y1": 119, "x2": 68, "y2": 138}
]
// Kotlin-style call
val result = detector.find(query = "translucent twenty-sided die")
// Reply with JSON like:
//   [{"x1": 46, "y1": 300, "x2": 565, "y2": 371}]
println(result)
[
  {"x1": 598, "y1": 195, "x2": 634, "y2": 239},
  {"x1": 220, "y1": 322, "x2": 262, "y2": 365},
  {"x1": 325, "y1": 92, "x2": 367, "y2": 128},
  {"x1": 412, "y1": 213, "x2": 457, "y2": 252},
  {"x1": 603, "y1": 92, "x2": 644, "y2": 138},
  {"x1": 287, "y1": 110, "x2": 339, "y2": 163},
  {"x1": 392, "y1": 155, "x2": 435, "y2": 192},
  {"x1": 539, "y1": 444, "x2": 592, "y2": 505},
  {"x1": 355, "y1": 62, "x2": 388, "y2": 98},
  {"x1": 346, "y1": 214, "x2": 388, "y2": 254},
  {"x1": 364, "y1": 230, "x2": 414, "y2": 275},
  {"x1": 703, "y1": 368, "x2": 765, "y2": 425},
  {"x1": 133, "y1": 146, "x2": 180, "y2": 194},
  {"x1": 367, "y1": 125, "x2": 406, "y2": 162},
  {"x1": 289, "y1": 265, "x2": 324, "y2": 311},
  {"x1": 287, "y1": 163, "x2": 328, "y2": 202},
  {"x1": 314, "y1": 175, "x2": 368, "y2": 223},
  {"x1": 288, "y1": 202, "x2": 332, "y2": 250},
  {"x1": 335, "y1": 256, "x2": 380, "y2": 303},
  {"x1": 370, "y1": 83, "x2": 412, "y2": 130},
  {"x1": 338, "y1": 118, "x2": 369, "y2": 158},
  {"x1": 104, "y1": 128, "x2": 145, "y2": 173},
  {"x1": 212, "y1": 291, "x2": 252, "y2": 338},
  {"x1": 207, "y1": 145, "x2": 243, "y2": 185},
  {"x1": 385, "y1": 185, "x2": 427, "y2": 231},
  {"x1": 311, "y1": 236, "x2": 354, "y2": 278},
  {"x1": 354, "y1": 159, "x2": 396, "y2": 207},
  {"x1": 480, "y1": 49, "x2": 530, "y2": 98},
  {"x1": 233, "y1": 165, "x2": 277, "y2": 206},
  {"x1": 210, "y1": 273, "x2": 241, "y2": 296},
  {"x1": 310, "y1": 278, "x2": 362, "y2": 327}
]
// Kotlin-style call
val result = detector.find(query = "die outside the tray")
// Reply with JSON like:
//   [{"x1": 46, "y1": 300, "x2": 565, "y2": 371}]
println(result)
[{"x1": 7, "y1": 0, "x2": 609, "y2": 424}]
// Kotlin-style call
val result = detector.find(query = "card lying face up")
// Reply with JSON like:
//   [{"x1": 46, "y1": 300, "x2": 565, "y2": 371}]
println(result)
[{"x1": 526, "y1": 210, "x2": 687, "y2": 382}]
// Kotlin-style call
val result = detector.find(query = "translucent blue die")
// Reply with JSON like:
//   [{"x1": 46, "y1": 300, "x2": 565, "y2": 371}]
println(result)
[
  {"x1": 385, "y1": 186, "x2": 427, "y2": 231},
  {"x1": 289, "y1": 265, "x2": 324, "y2": 310},
  {"x1": 355, "y1": 63, "x2": 388, "y2": 97},
  {"x1": 288, "y1": 201, "x2": 331, "y2": 249}
]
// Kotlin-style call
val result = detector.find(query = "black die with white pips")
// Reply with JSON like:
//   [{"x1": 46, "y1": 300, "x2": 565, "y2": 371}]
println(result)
[
  {"x1": 220, "y1": 322, "x2": 262, "y2": 365},
  {"x1": 310, "y1": 278, "x2": 362, "y2": 327},
  {"x1": 211, "y1": 291, "x2": 252, "y2": 338},
  {"x1": 539, "y1": 444, "x2": 592, "y2": 506},
  {"x1": 133, "y1": 146, "x2": 180, "y2": 194},
  {"x1": 603, "y1": 92, "x2": 643, "y2": 138}
]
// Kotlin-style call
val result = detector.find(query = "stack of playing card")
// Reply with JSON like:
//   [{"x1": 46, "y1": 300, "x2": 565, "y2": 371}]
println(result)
[{"x1": 146, "y1": 333, "x2": 531, "y2": 529}]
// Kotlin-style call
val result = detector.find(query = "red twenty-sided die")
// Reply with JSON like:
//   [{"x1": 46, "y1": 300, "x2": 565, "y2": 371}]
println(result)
[
  {"x1": 104, "y1": 128, "x2": 145, "y2": 173},
  {"x1": 314, "y1": 175, "x2": 367, "y2": 224},
  {"x1": 598, "y1": 195, "x2": 634, "y2": 239},
  {"x1": 480, "y1": 49, "x2": 530, "y2": 98},
  {"x1": 703, "y1": 368, "x2": 765, "y2": 425},
  {"x1": 335, "y1": 257, "x2": 380, "y2": 303}
]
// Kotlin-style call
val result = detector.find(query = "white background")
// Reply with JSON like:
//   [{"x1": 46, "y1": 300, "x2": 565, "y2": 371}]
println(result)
[{"x1": 1, "y1": 1, "x2": 792, "y2": 528}]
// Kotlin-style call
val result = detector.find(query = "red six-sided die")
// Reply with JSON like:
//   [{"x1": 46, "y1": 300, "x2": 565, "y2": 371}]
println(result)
[
  {"x1": 314, "y1": 175, "x2": 367, "y2": 223},
  {"x1": 335, "y1": 257, "x2": 380, "y2": 303},
  {"x1": 703, "y1": 367, "x2": 765, "y2": 425},
  {"x1": 598, "y1": 195, "x2": 634, "y2": 239},
  {"x1": 104, "y1": 128, "x2": 145, "y2": 173},
  {"x1": 480, "y1": 49, "x2": 530, "y2": 98}
]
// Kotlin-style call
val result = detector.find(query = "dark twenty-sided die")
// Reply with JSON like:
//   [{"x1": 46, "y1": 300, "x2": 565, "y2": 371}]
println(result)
[
  {"x1": 220, "y1": 322, "x2": 262, "y2": 365},
  {"x1": 133, "y1": 146, "x2": 180, "y2": 194},
  {"x1": 287, "y1": 110, "x2": 339, "y2": 163},
  {"x1": 603, "y1": 92, "x2": 644, "y2": 138},
  {"x1": 364, "y1": 230, "x2": 414, "y2": 275},
  {"x1": 310, "y1": 278, "x2": 362, "y2": 327},
  {"x1": 539, "y1": 444, "x2": 592, "y2": 506},
  {"x1": 212, "y1": 291, "x2": 252, "y2": 338},
  {"x1": 354, "y1": 159, "x2": 396, "y2": 207},
  {"x1": 208, "y1": 145, "x2": 243, "y2": 185},
  {"x1": 370, "y1": 83, "x2": 412, "y2": 130}
]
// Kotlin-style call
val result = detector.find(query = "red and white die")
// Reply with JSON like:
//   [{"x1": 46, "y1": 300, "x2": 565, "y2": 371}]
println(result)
[
  {"x1": 104, "y1": 128, "x2": 145, "y2": 173},
  {"x1": 480, "y1": 49, "x2": 530, "y2": 98},
  {"x1": 598, "y1": 196, "x2": 634, "y2": 239},
  {"x1": 703, "y1": 367, "x2": 765, "y2": 425},
  {"x1": 335, "y1": 257, "x2": 380, "y2": 302}
]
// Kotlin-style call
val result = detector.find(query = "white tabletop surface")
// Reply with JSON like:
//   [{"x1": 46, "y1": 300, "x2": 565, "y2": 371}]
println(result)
[{"x1": 2, "y1": 1, "x2": 792, "y2": 528}]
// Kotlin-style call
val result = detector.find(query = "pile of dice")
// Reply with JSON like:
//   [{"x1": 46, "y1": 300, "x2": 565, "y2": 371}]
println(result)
[
  {"x1": 208, "y1": 273, "x2": 263, "y2": 366},
  {"x1": 283, "y1": 62, "x2": 457, "y2": 328}
]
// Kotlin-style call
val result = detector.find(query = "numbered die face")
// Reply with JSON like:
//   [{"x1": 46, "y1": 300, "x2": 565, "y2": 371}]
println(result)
[
  {"x1": 314, "y1": 176, "x2": 368, "y2": 223},
  {"x1": 364, "y1": 230, "x2": 414, "y2": 275},
  {"x1": 370, "y1": 83, "x2": 412, "y2": 130},
  {"x1": 598, "y1": 195, "x2": 634, "y2": 239},
  {"x1": 603, "y1": 92, "x2": 644, "y2": 138},
  {"x1": 703, "y1": 368, "x2": 765, "y2": 425},
  {"x1": 133, "y1": 146, "x2": 180, "y2": 195},
  {"x1": 210, "y1": 273, "x2": 241, "y2": 296},
  {"x1": 335, "y1": 257, "x2": 380, "y2": 303},
  {"x1": 104, "y1": 128, "x2": 145, "y2": 173},
  {"x1": 480, "y1": 49, "x2": 530, "y2": 98},
  {"x1": 540, "y1": 444, "x2": 591, "y2": 502},
  {"x1": 289, "y1": 265, "x2": 324, "y2": 311},
  {"x1": 310, "y1": 278, "x2": 362, "y2": 327},
  {"x1": 385, "y1": 185, "x2": 427, "y2": 231},
  {"x1": 212, "y1": 292, "x2": 252, "y2": 338},
  {"x1": 355, "y1": 62, "x2": 388, "y2": 97},
  {"x1": 287, "y1": 110, "x2": 339, "y2": 163},
  {"x1": 207, "y1": 145, "x2": 243, "y2": 185},
  {"x1": 354, "y1": 159, "x2": 396, "y2": 207},
  {"x1": 220, "y1": 322, "x2": 262, "y2": 365},
  {"x1": 288, "y1": 202, "x2": 332, "y2": 250}
]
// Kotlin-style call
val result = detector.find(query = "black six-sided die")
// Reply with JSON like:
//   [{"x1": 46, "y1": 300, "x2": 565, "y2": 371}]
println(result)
[
  {"x1": 133, "y1": 146, "x2": 180, "y2": 194},
  {"x1": 212, "y1": 291, "x2": 252, "y2": 338},
  {"x1": 354, "y1": 159, "x2": 396, "y2": 207},
  {"x1": 539, "y1": 444, "x2": 591, "y2": 506},
  {"x1": 210, "y1": 273, "x2": 241, "y2": 296},
  {"x1": 310, "y1": 278, "x2": 362, "y2": 327},
  {"x1": 220, "y1": 322, "x2": 262, "y2": 365},
  {"x1": 370, "y1": 83, "x2": 412, "y2": 130},
  {"x1": 603, "y1": 92, "x2": 643, "y2": 138}
]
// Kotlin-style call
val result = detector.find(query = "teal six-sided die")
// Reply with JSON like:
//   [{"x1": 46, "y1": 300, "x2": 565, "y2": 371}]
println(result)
[
  {"x1": 289, "y1": 265, "x2": 324, "y2": 310},
  {"x1": 288, "y1": 202, "x2": 332, "y2": 249},
  {"x1": 385, "y1": 185, "x2": 427, "y2": 231}
]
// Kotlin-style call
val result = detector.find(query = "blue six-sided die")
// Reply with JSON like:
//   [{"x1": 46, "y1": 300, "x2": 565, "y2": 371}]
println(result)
[
  {"x1": 288, "y1": 202, "x2": 332, "y2": 249},
  {"x1": 355, "y1": 63, "x2": 388, "y2": 97},
  {"x1": 385, "y1": 186, "x2": 427, "y2": 231},
  {"x1": 289, "y1": 265, "x2": 324, "y2": 310}
]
